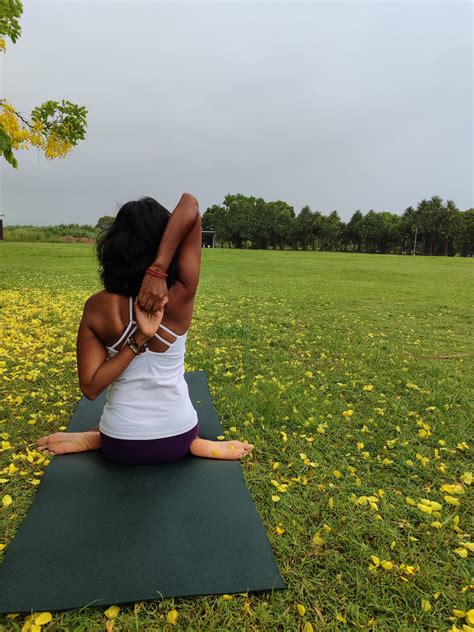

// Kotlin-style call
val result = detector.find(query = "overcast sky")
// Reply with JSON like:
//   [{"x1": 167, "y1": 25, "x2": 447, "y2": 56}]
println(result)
[{"x1": 0, "y1": 1, "x2": 472, "y2": 226}]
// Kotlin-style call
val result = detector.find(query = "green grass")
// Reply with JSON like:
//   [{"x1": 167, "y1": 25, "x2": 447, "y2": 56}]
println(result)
[{"x1": 0, "y1": 242, "x2": 473, "y2": 631}]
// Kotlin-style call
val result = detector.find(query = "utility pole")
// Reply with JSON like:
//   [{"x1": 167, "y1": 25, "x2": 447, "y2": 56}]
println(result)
[
  {"x1": 413, "y1": 227, "x2": 418, "y2": 255},
  {"x1": 0, "y1": 214, "x2": 4, "y2": 241}
]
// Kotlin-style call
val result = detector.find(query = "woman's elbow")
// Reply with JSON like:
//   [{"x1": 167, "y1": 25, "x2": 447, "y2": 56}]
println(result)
[{"x1": 80, "y1": 383, "x2": 97, "y2": 401}]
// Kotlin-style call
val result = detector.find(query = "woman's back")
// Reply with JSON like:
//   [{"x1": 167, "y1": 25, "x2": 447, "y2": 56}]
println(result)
[{"x1": 94, "y1": 289, "x2": 199, "y2": 440}]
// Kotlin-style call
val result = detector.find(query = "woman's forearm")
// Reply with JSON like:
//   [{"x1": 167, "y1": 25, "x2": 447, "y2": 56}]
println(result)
[
  {"x1": 150, "y1": 193, "x2": 199, "y2": 272},
  {"x1": 85, "y1": 333, "x2": 148, "y2": 400}
]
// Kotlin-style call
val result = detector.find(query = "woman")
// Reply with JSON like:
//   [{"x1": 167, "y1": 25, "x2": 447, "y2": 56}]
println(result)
[{"x1": 36, "y1": 193, "x2": 254, "y2": 465}]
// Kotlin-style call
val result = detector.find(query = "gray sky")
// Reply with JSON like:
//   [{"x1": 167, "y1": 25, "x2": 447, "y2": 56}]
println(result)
[{"x1": 0, "y1": 1, "x2": 472, "y2": 225}]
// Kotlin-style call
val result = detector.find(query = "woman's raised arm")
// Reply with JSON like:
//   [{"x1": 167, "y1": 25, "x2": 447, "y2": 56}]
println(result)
[{"x1": 138, "y1": 193, "x2": 199, "y2": 312}]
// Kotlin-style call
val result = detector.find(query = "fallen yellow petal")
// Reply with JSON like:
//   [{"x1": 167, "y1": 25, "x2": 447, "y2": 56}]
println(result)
[
  {"x1": 297, "y1": 603, "x2": 306, "y2": 616},
  {"x1": 2, "y1": 494, "x2": 12, "y2": 507},
  {"x1": 444, "y1": 495, "x2": 460, "y2": 506},
  {"x1": 167, "y1": 609, "x2": 178, "y2": 624},
  {"x1": 34, "y1": 612, "x2": 53, "y2": 625},
  {"x1": 440, "y1": 483, "x2": 465, "y2": 495},
  {"x1": 104, "y1": 605, "x2": 120, "y2": 618},
  {"x1": 312, "y1": 533, "x2": 325, "y2": 546}
]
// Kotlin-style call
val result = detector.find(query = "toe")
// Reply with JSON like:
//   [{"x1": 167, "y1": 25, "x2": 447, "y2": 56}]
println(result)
[{"x1": 37, "y1": 436, "x2": 49, "y2": 446}]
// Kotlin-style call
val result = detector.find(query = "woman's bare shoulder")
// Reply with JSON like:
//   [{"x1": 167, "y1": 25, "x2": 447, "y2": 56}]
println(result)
[{"x1": 83, "y1": 290, "x2": 123, "y2": 314}]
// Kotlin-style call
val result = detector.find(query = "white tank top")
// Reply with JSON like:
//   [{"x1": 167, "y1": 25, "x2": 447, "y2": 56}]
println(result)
[{"x1": 98, "y1": 296, "x2": 198, "y2": 440}]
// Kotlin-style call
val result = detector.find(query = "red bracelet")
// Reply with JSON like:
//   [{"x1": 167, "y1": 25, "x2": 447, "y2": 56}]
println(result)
[{"x1": 146, "y1": 267, "x2": 168, "y2": 278}]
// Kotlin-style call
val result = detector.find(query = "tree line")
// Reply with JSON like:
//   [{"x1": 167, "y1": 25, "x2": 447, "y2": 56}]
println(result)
[{"x1": 202, "y1": 194, "x2": 474, "y2": 256}]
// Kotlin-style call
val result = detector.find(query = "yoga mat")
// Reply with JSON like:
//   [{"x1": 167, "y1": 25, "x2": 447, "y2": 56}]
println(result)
[{"x1": 0, "y1": 371, "x2": 286, "y2": 614}]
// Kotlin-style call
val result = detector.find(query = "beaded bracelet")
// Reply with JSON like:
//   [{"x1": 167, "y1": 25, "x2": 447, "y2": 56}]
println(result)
[
  {"x1": 126, "y1": 333, "x2": 148, "y2": 355},
  {"x1": 146, "y1": 267, "x2": 168, "y2": 279}
]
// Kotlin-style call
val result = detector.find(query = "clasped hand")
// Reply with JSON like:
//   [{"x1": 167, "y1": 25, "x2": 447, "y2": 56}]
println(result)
[
  {"x1": 135, "y1": 273, "x2": 169, "y2": 340},
  {"x1": 134, "y1": 297, "x2": 169, "y2": 341},
  {"x1": 137, "y1": 274, "x2": 168, "y2": 313}
]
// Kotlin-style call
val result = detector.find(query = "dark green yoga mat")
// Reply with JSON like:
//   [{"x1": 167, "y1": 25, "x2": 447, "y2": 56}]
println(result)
[{"x1": 0, "y1": 371, "x2": 285, "y2": 614}]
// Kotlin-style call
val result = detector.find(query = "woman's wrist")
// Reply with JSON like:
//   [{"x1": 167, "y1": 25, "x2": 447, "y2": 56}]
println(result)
[{"x1": 134, "y1": 332, "x2": 151, "y2": 347}]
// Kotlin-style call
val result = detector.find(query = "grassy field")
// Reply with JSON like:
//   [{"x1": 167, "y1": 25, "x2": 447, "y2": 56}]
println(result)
[{"x1": 0, "y1": 242, "x2": 473, "y2": 631}]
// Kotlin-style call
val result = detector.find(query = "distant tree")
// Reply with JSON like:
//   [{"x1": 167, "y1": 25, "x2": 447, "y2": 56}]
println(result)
[
  {"x1": 96, "y1": 215, "x2": 115, "y2": 231},
  {"x1": 0, "y1": 2, "x2": 87, "y2": 168},
  {"x1": 294, "y1": 205, "x2": 317, "y2": 250},
  {"x1": 456, "y1": 208, "x2": 474, "y2": 256},
  {"x1": 343, "y1": 210, "x2": 364, "y2": 252},
  {"x1": 437, "y1": 200, "x2": 461, "y2": 256},
  {"x1": 247, "y1": 197, "x2": 272, "y2": 249},
  {"x1": 320, "y1": 210, "x2": 344, "y2": 251},
  {"x1": 400, "y1": 206, "x2": 417, "y2": 253},
  {"x1": 202, "y1": 203, "x2": 231, "y2": 247},
  {"x1": 267, "y1": 200, "x2": 295, "y2": 250},
  {"x1": 222, "y1": 193, "x2": 254, "y2": 248}
]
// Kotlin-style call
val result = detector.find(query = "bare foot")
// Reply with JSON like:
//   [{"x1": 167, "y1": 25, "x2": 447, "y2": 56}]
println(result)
[
  {"x1": 37, "y1": 431, "x2": 101, "y2": 455},
  {"x1": 189, "y1": 438, "x2": 254, "y2": 460}
]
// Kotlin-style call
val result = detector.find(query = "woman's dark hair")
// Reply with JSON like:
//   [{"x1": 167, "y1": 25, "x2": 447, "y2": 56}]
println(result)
[{"x1": 96, "y1": 196, "x2": 180, "y2": 296}]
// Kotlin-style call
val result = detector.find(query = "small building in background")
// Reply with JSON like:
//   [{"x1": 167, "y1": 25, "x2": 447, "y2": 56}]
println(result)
[{"x1": 201, "y1": 230, "x2": 215, "y2": 248}]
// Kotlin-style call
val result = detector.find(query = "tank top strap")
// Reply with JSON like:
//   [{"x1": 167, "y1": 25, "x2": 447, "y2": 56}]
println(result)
[
  {"x1": 129, "y1": 296, "x2": 136, "y2": 323},
  {"x1": 108, "y1": 296, "x2": 137, "y2": 351},
  {"x1": 159, "y1": 322, "x2": 185, "y2": 338}
]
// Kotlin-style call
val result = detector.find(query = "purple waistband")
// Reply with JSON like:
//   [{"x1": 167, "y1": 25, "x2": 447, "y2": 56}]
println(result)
[{"x1": 99, "y1": 422, "x2": 199, "y2": 465}]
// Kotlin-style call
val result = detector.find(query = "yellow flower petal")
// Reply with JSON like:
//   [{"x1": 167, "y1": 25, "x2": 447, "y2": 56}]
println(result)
[
  {"x1": 104, "y1": 605, "x2": 120, "y2": 618},
  {"x1": 440, "y1": 484, "x2": 465, "y2": 495},
  {"x1": 297, "y1": 603, "x2": 306, "y2": 616},
  {"x1": 454, "y1": 547, "x2": 468, "y2": 558},
  {"x1": 271, "y1": 495, "x2": 280, "y2": 502},
  {"x1": 2, "y1": 494, "x2": 12, "y2": 507},
  {"x1": 303, "y1": 623, "x2": 314, "y2": 632},
  {"x1": 444, "y1": 495, "x2": 460, "y2": 506},
  {"x1": 167, "y1": 609, "x2": 178, "y2": 624},
  {"x1": 312, "y1": 533, "x2": 325, "y2": 546},
  {"x1": 34, "y1": 612, "x2": 53, "y2": 625},
  {"x1": 421, "y1": 599, "x2": 431, "y2": 612}
]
